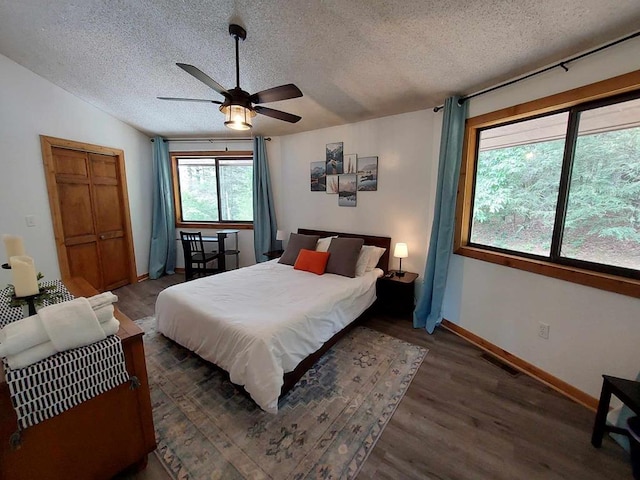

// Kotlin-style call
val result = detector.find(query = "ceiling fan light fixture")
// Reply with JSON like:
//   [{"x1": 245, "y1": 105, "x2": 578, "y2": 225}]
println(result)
[{"x1": 221, "y1": 104, "x2": 255, "y2": 131}]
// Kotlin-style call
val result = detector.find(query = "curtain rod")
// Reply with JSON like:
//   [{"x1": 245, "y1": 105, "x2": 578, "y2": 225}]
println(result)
[
  {"x1": 150, "y1": 137, "x2": 271, "y2": 142},
  {"x1": 433, "y1": 30, "x2": 640, "y2": 112}
]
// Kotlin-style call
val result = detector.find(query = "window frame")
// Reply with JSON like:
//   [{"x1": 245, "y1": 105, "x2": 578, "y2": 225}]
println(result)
[
  {"x1": 454, "y1": 69, "x2": 640, "y2": 299},
  {"x1": 170, "y1": 150, "x2": 254, "y2": 229}
]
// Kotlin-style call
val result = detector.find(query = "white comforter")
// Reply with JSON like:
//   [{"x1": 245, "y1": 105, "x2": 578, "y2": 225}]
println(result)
[{"x1": 156, "y1": 260, "x2": 382, "y2": 413}]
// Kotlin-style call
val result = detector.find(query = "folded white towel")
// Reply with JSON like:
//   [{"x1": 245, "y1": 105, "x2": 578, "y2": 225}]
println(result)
[
  {"x1": 39, "y1": 297, "x2": 106, "y2": 352},
  {"x1": 4, "y1": 318, "x2": 120, "y2": 369},
  {"x1": 0, "y1": 314, "x2": 48, "y2": 357},
  {"x1": 101, "y1": 317, "x2": 120, "y2": 337},
  {"x1": 87, "y1": 292, "x2": 118, "y2": 310},
  {"x1": 0, "y1": 299, "x2": 117, "y2": 357},
  {"x1": 93, "y1": 304, "x2": 115, "y2": 324},
  {"x1": 5, "y1": 342, "x2": 57, "y2": 370}
]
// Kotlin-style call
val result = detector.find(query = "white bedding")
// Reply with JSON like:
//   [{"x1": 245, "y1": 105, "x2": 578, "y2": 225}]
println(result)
[{"x1": 156, "y1": 260, "x2": 382, "y2": 413}]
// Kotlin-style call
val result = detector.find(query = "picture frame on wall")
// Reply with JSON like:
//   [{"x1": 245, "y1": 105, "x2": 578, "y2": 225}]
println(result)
[
  {"x1": 344, "y1": 154, "x2": 357, "y2": 173},
  {"x1": 338, "y1": 174, "x2": 357, "y2": 207},
  {"x1": 310, "y1": 161, "x2": 326, "y2": 191},
  {"x1": 326, "y1": 142, "x2": 344, "y2": 175},
  {"x1": 357, "y1": 156, "x2": 378, "y2": 191},
  {"x1": 326, "y1": 174, "x2": 339, "y2": 194}
]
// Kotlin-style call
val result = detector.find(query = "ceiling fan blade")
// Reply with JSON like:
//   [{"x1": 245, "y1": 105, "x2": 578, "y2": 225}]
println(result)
[
  {"x1": 250, "y1": 84, "x2": 303, "y2": 104},
  {"x1": 157, "y1": 96, "x2": 222, "y2": 105},
  {"x1": 254, "y1": 106, "x2": 301, "y2": 123},
  {"x1": 176, "y1": 63, "x2": 229, "y2": 97}
]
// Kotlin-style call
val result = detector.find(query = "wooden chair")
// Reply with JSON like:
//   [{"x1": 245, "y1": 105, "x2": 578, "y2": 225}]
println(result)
[{"x1": 180, "y1": 231, "x2": 220, "y2": 281}]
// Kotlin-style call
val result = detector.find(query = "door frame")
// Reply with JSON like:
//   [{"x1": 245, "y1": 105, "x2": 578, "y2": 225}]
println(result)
[{"x1": 40, "y1": 135, "x2": 138, "y2": 287}]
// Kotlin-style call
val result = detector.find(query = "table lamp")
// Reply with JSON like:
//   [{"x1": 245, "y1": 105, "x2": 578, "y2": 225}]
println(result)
[
  {"x1": 394, "y1": 242, "x2": 408, "y2": 277},
  {"x1": 276, "y1": 230, "x2": 286, "y2": 251}
]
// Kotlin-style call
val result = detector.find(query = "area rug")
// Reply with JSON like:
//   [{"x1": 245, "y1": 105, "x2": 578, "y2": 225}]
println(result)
[{"x1": 135, "y1": 316, "x2": 427, "y2": 480}]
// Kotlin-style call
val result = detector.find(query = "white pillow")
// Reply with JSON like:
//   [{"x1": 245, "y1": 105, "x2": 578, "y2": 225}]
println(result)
[
  {"x1": 316, "y1": 236, "x2": 337, "y2": 252},
  {"x1": 365, "y1": 246, "x2": 386, "y2": 271},
  {"x1": 354, "y1": 245, "x2": 387, "y2": 276}
]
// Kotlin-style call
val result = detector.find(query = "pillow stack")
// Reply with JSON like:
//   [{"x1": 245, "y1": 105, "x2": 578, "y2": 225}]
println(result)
[{"x1": 279, "y1": 232, "x2": 385, "y2": 278}]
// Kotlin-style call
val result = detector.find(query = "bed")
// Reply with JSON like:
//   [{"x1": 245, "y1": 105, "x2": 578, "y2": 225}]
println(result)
[{"x1": 155, "y1": 228, "x2": 390, "y2": 413}]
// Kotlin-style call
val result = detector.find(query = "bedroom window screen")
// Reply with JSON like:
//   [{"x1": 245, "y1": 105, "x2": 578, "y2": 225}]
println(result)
[
  {"x1": 172, "y1": 154, "x2": 253, "y2": 227},
  {"x1": 456, "y1": 71, "x2": 640, "y2": 298}
]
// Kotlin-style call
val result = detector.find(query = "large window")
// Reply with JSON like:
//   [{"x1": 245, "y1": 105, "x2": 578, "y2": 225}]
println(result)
[
  {"x1": 456, "y1": 70, "x2": 640, "y2": 297},
  {"x1": 171, "y1": 151, "x2": 253, "y2": 228}
]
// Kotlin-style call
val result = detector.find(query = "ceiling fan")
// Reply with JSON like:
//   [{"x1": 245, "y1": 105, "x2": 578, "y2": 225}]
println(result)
[{"x1": 158, "y1": 23, "x2": 303, "y2": 131}]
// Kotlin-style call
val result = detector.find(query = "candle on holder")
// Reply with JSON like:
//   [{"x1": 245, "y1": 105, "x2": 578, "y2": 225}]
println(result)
[
  {"x1": 3, "y1": 235, "x2": 26, "y2": 266},
  {"x1": 11, "y1": 256, "x2": 40, "y2": 297}
]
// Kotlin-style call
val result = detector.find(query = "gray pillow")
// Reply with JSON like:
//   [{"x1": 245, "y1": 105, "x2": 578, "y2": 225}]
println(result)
[
  {"x1": 278, "y1": 233, "x2": 320, "y2": 265},
  {"x1": 326, "y1": 237, "x2": 365, "y2": 278}
]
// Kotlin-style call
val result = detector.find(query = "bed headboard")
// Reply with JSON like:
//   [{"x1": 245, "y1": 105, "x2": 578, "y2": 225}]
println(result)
[{"x1": 297, "y1": 228, "x2": 392, "y2": 272}]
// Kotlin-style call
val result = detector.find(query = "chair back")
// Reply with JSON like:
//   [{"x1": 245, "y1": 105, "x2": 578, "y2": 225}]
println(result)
[{"x1": 180, "y1": 231, "x2": 205, "y2": 257}]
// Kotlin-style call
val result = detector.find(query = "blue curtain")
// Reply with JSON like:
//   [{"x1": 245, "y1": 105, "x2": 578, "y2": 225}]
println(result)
[
  {"x1": 253, "y1": 136, "x2": 277, "y2": 262},
  {"x1": 414, "y1": 96, "x2": 468, "y2": 333},
  {"x1": 148, "y1": 136, "x2": 176, "y2": 279}
]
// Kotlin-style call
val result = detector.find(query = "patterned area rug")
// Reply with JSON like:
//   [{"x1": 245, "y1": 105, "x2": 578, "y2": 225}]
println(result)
[{"x1": 136, "y1": 316, "x2": 427, "y2": 480}]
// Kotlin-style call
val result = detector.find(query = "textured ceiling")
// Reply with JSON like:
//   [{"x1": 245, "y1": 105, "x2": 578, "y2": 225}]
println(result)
[{"x1": 1, "y1": 1, "x2": 640, "y2": 138}]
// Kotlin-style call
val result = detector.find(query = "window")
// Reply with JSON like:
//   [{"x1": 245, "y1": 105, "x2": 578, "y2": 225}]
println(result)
[
  {"x1": 456, "y1": 70, "x2": 640, "y2": 297},
  {"x1": 171, "y1": 151, "x2": 253, "y2": 228}
]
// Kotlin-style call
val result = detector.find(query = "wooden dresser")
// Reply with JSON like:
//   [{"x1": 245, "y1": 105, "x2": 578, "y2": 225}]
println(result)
[{"x1": 0, "y1": 277, "x2": 156, "y2": 480}]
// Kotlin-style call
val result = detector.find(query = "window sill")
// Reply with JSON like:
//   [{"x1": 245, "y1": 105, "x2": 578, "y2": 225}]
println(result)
[
  {"x1": 176, "y1": 222, "x2": 253, "y2": 230},
  {"x1": 455, "y1": 245, "x2": 640, "y2": 299}
]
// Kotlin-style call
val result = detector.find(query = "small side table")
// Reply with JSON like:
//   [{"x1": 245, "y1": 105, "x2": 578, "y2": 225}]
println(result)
[
  {"x1": 264, "y1": 250, "x2": 284, "y2": 260},
  {"x1": 376, "y1": 270, "x2": 418, "y2": 317},
  {"x1": 592, "y1": 375, "x2": 640, "y2": 447}
]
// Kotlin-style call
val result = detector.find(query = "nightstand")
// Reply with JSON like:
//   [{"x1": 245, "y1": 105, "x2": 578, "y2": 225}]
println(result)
[
  {"x1": 264, "y1": 249, "x2": 284, "y2": 260},
  {"x1": 376, "y1": 270, "x2": 419, "y2": 317}
]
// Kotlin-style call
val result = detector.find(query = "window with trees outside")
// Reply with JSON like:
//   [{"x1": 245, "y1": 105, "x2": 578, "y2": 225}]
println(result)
[
  {"x1": 171, "y1": 152, "x2": 253, "y2": 228},
  {"x1": 455, "y1": 71, "x2": 640, "y2": 298}
]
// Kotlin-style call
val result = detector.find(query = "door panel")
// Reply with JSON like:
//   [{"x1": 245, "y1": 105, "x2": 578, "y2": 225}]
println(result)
[
  {"x1": 90, "y1": 153, "x2": 130, "y2": 288},
  {"x1": 89, "y1": 154, "x2": 118, "y2": 180},
  {"x1": 58, "y1": 183, "x2": 95, "y2": 238},
  {"x1": 52, "y1": 148, "x2": 88, "y2": 178},
  {"x1": 93, "y1": 184, "x2": 123, "y2": 233},
  {"x1": 67, "y1": 243, "x2": 102, "y2": 291},
  {"x1": 100, "y1": 237, "x2": 129, "y2": 290}
]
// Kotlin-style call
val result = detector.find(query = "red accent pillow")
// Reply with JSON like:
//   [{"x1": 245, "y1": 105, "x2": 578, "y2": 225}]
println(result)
[{"x1": 294, "y1": 249, "x2": 330, "y2": 275}]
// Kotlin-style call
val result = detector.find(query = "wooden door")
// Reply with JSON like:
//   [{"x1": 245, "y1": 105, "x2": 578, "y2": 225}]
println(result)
[
  {"x1": 89, "y1": 153, "x2": 130, "y2": 290},
  {"x1": 41, "y1": 137, "x2": 137, "y2": 291}
]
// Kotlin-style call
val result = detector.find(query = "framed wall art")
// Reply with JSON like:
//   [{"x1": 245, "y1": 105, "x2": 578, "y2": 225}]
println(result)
[
  {"x1": 326, "y1": 174, "x2": 339, "y2": 194},
  {"x1": 357, "y1": 156, "x2": 378, "y2": 191},
  {"x1": 310, "y1": 161, "x2": 326, "y2": 191},
  {"x1": 344, "y1": 153, "x2": 357, "y2": 174},
  {"x1": 326, "y1": 142, "x2": 344, "y2": 175},
  {"x1": 338, "y1": 174, "x2": 357, "y2": 207}
]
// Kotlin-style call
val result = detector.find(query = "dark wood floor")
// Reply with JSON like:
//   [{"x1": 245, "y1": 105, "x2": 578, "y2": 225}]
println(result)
[{"x1": 114, "y1": 274, "x2": 631, "y2": 480}]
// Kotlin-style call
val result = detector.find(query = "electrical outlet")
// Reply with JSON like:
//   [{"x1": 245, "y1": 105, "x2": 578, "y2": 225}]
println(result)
[{"x1": 538, "y1": 322, "x2": 550, "y2": 339}]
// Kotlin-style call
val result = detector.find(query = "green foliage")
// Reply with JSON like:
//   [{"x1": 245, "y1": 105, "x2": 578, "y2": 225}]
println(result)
[
  {"x1": 472, "y1": 123, "x2": 640, "y2": 266},
  {"x1": 179, "y1": 163, "x2": 253, "y2": 222}
]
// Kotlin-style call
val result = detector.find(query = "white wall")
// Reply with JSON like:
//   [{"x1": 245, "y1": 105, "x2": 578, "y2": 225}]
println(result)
[
  {"x1": 443, "y1": 36, "x2": 640, "y2": 400},
  {"x1": 167, "y1": 139, "x2": 256, "y2": 268},
  {"x1": 0, "y1": 54, "x2": 153, "y2": 284},
  {"x1": 272, "y1": 109, "x2": 437, "y2": 279}
]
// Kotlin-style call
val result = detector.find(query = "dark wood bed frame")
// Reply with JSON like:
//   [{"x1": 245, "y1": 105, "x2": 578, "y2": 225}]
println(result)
[{"x1": 280, "y1": 228, "x2": 391, "y2": 395}]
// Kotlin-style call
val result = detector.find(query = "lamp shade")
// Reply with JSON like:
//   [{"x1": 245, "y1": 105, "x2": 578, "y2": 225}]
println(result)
[
  {"x1": 221, "y1": 104, "x2": 256, "y2": 131},
  {"x1": 394, "y1": 242, "x2": 408, "y2": 259},
  {"x1": 276, "y1": 230, "x2": 286, "y2": 241}
]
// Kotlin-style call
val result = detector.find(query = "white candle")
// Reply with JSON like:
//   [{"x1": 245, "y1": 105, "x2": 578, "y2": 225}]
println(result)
[
  {"x1": 11, "y1": 256, "x2": 40, "y2": 297},
  {"x1": 3, "y1": 235, "x2": 26, "y2": 266}
]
